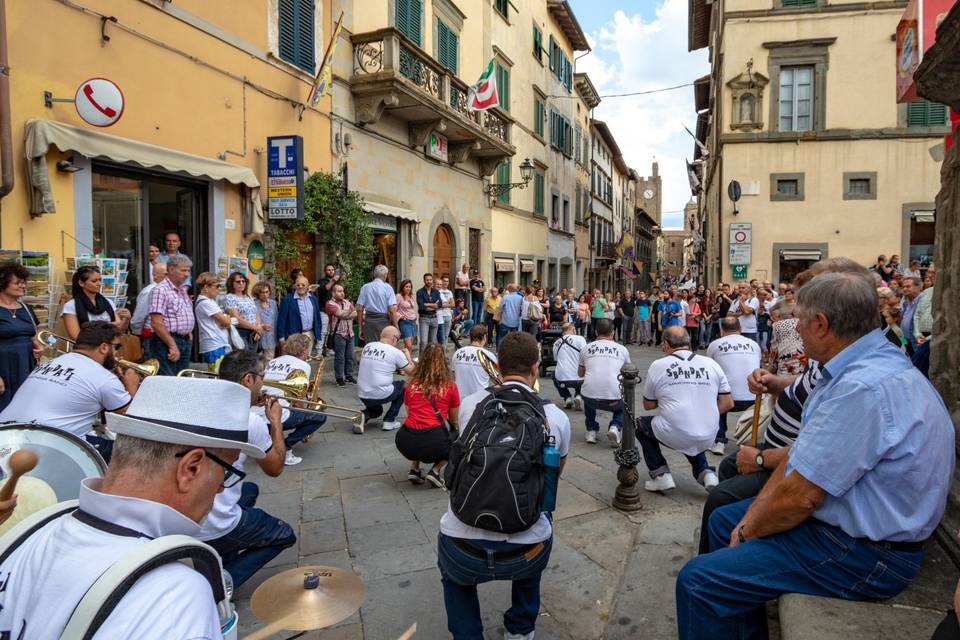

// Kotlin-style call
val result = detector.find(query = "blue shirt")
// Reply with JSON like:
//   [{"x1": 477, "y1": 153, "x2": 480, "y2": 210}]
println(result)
[
  {"x1": 416, "y1": 286, "x2": 441, "y2": 316},
  {"x1": 295, "y1": 293, "x2": 314, "y2": 332},
  {"x1": 900, "y1": 295, "x2": 921, "y2": 339},
  {"x1": 664, "y1": 301, "x2": 682, "y2": 327},
  {"x1": 637, "y1": 300, "x2": 651, "y2": 320},
  {"x1": 356, "y1": 278, "x2": 396, "y2": 314},
  {"x1": 499, "y1": 291, "x2": 523, "y2": 329},
  {"x1": 786, "y1": 329, "x2": 954, "y2": 542}
]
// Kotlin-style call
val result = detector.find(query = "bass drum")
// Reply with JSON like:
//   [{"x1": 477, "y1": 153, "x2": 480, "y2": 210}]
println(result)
[{"x1": 0, "y1": 423, "x2": 107, "y2": 535}]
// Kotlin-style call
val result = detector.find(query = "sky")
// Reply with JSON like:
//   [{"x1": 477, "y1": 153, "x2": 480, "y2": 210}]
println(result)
[{"x1": 567, "y1": 0, "x2": 709, "y2": 229}]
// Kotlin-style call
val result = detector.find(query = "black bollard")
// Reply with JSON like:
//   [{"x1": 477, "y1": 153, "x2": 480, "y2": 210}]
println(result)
[{"x1": 613, "y1": 362, "x2": 642, "y2": 512}]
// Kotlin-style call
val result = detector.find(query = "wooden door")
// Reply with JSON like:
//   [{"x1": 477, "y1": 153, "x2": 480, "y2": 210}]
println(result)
[{"x1": 433, "y1": 224, "x2": 453, "y2": 279}]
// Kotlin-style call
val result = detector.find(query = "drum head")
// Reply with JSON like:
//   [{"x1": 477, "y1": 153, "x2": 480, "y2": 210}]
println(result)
[{"x1": 0, "y1": 424, "x2": 107, "y2": 501}]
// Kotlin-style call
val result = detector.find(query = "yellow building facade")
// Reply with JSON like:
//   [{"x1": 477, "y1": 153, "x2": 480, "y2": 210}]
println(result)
[
  {"x1": 689, "y1": 0, "x2": 949, "y2": 285},
  {"x1": 3, "y1": 0, "x2": 334, "y2": 304}
]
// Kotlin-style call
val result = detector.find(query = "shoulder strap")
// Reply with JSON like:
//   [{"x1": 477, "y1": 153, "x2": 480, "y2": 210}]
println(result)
[
  {"x1": 425, "y1": 391, "x2": 449, "y2": 432},
  {"x1": 557, "y1": 336, "x2": 581, "y2": 354},
  {"x1": 61, "y1": 535, "x2": 227, "y2": 640},
  {"x1": 0, "y1": 500, "x2": 79, "y2": 566}
]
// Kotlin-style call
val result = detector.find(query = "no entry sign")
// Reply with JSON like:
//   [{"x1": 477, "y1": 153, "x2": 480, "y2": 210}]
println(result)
[{"x1": 75, "y1": 78, "x2": 124, "y2": 127}]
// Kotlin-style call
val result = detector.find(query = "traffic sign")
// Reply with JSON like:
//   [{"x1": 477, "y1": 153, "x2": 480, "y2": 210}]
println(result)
[
  {"x1": 74, "y1": 78, "x2": 124, "y2": 127},
  {"x1": 729, "y1": 223, "x2": 752, "y2": 245},
  {"x1": 267, "y1": 136, "x2": 305, "y2": 221},
  {"x1": 732, "y1": 264, "x2": 748, "y2": 280},
  {"x1": 729, "y1": 245, "x2": 752, "y2": 265}
]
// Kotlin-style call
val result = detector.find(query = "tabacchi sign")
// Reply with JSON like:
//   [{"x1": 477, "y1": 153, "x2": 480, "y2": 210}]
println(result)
[{"x1": 267, "y1": 136, "x2": 305, "y2": 221}]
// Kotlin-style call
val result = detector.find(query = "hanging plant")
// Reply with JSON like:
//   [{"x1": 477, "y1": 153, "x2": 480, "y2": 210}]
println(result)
[{"x1": 265, "y1": 171, "x2": 375, "y2": 300}]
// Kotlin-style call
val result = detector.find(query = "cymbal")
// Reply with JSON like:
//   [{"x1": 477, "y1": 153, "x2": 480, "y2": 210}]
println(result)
[{"x1": 250, "y1": 565, "x2": 365, "y2": 631}]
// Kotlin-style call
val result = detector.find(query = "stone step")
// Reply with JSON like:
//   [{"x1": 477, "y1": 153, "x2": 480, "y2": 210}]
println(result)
[{"x1": 778, "y1": 594, "x2": 945, "y2": 640}]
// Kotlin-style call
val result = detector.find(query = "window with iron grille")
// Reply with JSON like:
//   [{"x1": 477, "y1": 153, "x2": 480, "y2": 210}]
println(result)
[
  {"x1": 278, "y1": 0, "x2": 316, "y2": 73},
  {"x1": 777, "y1": 179, "x2": 798, "y2": 196},
  {"x1": 396, "y1": 0, "x2": 423, "y2": 46},
  {"x1": 778, "y1": 65, "x2": 814, "y2": 132}
]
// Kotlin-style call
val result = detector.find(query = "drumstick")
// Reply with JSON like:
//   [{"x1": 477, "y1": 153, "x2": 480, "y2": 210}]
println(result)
[
  {"x1": 0, "y1": 449, "x2": 38, "y2": 502},
  {"x1": 397, "y1": 623, "x2": 417, "y2": 640},
  {"x1": 750, "y1": 393, "x2": 762, "y2": 448}
]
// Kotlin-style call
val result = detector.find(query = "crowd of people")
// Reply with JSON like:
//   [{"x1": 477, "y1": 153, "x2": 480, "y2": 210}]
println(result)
[{"x1": 0, "y1": 244, "x2": 951, "y2": 640}]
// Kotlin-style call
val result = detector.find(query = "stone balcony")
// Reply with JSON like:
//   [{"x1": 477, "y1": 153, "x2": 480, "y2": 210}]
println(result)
[{"x1": 350, "y1": 28, "x2": 516, "y2": 176}]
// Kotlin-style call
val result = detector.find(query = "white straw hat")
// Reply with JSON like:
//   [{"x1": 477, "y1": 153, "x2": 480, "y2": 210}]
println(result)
[{"x1": 106, "y1": 376, "x2": 265, "y2": 459}]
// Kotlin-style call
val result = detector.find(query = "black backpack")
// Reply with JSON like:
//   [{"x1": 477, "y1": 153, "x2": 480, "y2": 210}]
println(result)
[{"x1": 444, "y1": 384, "x2": 550, "y2": 533}]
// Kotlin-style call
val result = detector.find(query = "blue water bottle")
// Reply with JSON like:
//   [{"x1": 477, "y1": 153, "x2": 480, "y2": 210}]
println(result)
[{"x1": 541, "y1": 436, "x2": 561, "y2": 513}]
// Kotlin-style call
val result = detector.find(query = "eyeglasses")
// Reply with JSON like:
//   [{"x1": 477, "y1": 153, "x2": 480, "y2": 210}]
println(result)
[{"x1": 176, "y1": 449, "x2": 247, "y2": 488}]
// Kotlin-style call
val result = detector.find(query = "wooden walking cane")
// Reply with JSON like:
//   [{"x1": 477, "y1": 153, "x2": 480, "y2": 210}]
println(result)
[{"x1": 750, "y1": 393, "x2": 762, "y2": 448}]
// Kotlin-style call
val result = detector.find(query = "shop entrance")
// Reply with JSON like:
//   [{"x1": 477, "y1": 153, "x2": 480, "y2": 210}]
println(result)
[
  {"x1": 433, "y1": 224, "x2": 454, "y2": 280},
  {"x1": 92, "y1": 165, "x2": 208, "y2": 308}
]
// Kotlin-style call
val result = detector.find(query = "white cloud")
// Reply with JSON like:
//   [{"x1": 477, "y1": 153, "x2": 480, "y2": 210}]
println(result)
[{"x1": 577, "y1": 0, "x2": 708, "y2": 229}]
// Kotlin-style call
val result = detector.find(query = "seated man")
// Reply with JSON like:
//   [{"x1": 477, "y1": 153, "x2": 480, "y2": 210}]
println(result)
[
  {"x1": 0, "y1": 321, "x2": 139, "y2": 462},
  {"x1": 452, "y1": 324, "x2": 497, "y2": 399},
  {"x1": 578, "y1": 319, "x2": 631, "y2": 446},
  {"x1": 357, "y1": 325, "x2": 415, "y2": 434},
  {"x1": 263, "y1": 333, "x2": 326, "y2": 465},
  {"x1": 199, "y1": 350, "x2": 296, "y2": 589},
  {"x1": 552, "y1": 322, "x2": 586, "y2": 410},
  {"x1": 676, "y1": 271, "x2": 955, "y2": 640},
  {"x1": 706, "y1": 317, "x2": 761, "y2": 455},
  {"x1": 639, "y1": 326, "x2": 731, "y2": 492}
]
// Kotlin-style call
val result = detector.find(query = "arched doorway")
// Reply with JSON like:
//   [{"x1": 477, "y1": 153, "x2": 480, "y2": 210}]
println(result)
[{"x1": 433, "y1": 224, "x2": 454, "y2": 279}]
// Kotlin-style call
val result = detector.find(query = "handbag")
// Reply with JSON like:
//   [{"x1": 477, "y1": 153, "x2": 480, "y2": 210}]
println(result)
[
  {"x1": 426, "y1": 391, "x2": 457, "y2": 442},
  {"x1": 228, "y1": 324, "x2": 247, "y2": 351},
  {"x1": 326, "y1": 302, "x2": 343, "y2": 351},
  {"x1": 734, "y1": 395, "x2": 772, "y2": 445}
]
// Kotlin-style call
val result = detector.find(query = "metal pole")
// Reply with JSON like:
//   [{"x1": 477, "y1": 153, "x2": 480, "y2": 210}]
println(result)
[{"x1": 613, "y1": 362, "x2": 642, "y2": 511}]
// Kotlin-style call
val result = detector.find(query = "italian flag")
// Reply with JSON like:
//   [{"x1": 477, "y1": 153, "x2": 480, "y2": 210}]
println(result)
[{"x1": 468, "y1": 59, "x2": 499, "y2": 112}]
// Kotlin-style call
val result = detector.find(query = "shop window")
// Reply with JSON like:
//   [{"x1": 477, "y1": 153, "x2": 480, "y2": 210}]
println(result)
[
  {"x1": 397, "y1": 0, "x2": 424, "y2": 47},
  {"x1": 278, "y1": 0, "x2": 316, "y2": 72},
  {"x1": 843, "y1": 172, "x2": 877, "y2": 200},
  {"x1": 770, "y1": 172, "x2": 804, "y2": 201}
]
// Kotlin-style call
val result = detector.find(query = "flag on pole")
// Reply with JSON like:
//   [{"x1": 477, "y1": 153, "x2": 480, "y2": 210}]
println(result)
[
  {"x1": 308, "y1": 12, "x2": 344, "y2": 107},
  {"x1": 468, "y1": 59, "x2": 499, "y2": 112}
]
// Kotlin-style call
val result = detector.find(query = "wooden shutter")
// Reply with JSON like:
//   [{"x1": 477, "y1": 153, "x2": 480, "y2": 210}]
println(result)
[
  {"x1": 278, "y1": 0, "x2": 296, "y2": 65},
  {"x1": 397, "y1": 0, "x2": 422, "y2": 46},
  {"x1": 497, "y1": 160, "x2": 511, "y2": 204},
  {"x1": 497, "y1": 63, "x2": 509, "y2": 111},
  {"x1": 549, "y1": 35, "x2": 556, "y2": 72},
  {"x1": 533, "y1": 26, "x2": 542, "y2": 62},
  {"x1": 437, "y1": 19, "x2": 457, "y2": 72},
  {"x1": 535, "y1": 173, "x2": 545, "y2": 215},
  {"x1": 296, "y1": 0, "x2": 315, "y2": 71}
]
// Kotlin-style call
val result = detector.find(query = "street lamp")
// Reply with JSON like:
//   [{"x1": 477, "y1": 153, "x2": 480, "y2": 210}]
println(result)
[{"x1": 485, "y1": 158, "x2": 535, "y2": 198}]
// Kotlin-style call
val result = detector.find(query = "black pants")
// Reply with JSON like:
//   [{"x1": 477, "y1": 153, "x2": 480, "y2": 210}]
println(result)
[
  {"x1": 932, "y1": 610, "x2": 960, "y2": 640},
  {"x1": 687, "y1": 326, "x2": 699, "y2": 351},
  {"x1": 717, "y1": 399, "x2": 756, "y2": 444},
  {"x1": 697, "y1": 450, "x2": 772, "y2": 554},
  {"x1": 396, "y1": 425, "x2": 451, "y2": 464}
]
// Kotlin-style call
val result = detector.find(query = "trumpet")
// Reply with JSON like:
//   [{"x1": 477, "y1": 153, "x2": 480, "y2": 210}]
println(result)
[
  {"x1": 37, "y1": 329, "x2": 156, "y2": 377},
  {"x1": 266, "y1": 370, "x2": 363, "y2": 425},
  {"x1": 475, "y1": 349, "x2": 540, "y2": 392}
]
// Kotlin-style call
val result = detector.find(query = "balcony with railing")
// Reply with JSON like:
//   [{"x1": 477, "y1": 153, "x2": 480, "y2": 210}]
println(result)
[
  {"x1": 350, "y1": 28, "x2": 515, "y2": 175},
  {"x1": 595, "y1": 242, "x2": 617, "y2": 261}
]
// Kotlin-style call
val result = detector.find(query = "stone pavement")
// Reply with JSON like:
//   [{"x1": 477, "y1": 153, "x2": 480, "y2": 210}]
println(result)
[{"x1": 231, "y1": 343, "x2": 746, "y2": 639}]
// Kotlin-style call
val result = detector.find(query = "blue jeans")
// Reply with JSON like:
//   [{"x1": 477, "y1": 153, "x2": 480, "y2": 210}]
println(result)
[
  {"x1": 912, "y1": 339, "x2": 930, "y2": 378},
  {"x1": 471, "y1": 300, "x2": 484, "y2": 326},
  {"x1": 742, "y1": 332, "x2": 759, "y2": 345},
  {"x1": 636, "y1": 416, "x2": 713, "y2": 479},
  {"x1": 333, "y1": 334, "x2": 354, "y2": 381},
  {"x1": 552, "y1": 377, "x2": 582, "y2": 400},
  {"x1": 676, "y1": 498, "x2": 923, "y2": 640},
  {"x1": 283, "y1": 409, "x2": 325, "y2": 448},
  {"x1": 438, "y1": 533, "x2": 553, "y2": 640},
  {"x1": 622, "y1": 316, "x2": 634, "y2": 343},
  {"x1": 360, "y1": 380, "x2": 405, "y2": 423},
  {"x1": 583, "y1": 397, "x2": 623, "y2": 433},
  {"x1": 149, "y1": 334, "x2": 192, "y2": 376},
  {"x1": 498, "y1": 324, "x2": 518, "y2": 347},
  {"x1": 207, "y1": 482, "x2": 297, "y2": 589}
]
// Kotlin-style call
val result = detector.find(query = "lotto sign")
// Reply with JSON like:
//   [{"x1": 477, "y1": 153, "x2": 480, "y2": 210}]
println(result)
[
  {"x1": 75, "y1": 78, "x2": 124, "y2": 127},
  {"x1": 267, "y1": 136, "x2": 305, "y2": 221},
  {"x1": 732, "y1": 264, "x2": 748, "y2": 280}
]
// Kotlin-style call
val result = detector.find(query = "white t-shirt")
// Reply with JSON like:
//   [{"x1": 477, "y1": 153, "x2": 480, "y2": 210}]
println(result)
[
  {"x1": 578, "y1": 339, "x2": 631, "y2": 400},
  {"x1": 263, "y1": 355, "x2": 312, "y2": 422},
  {"x1": 0, "y1": 479, "x2": 220, "y2": 640},
  {"x1": 438, "y1": 288, "x2": 454, "y2": 325},
  {"x1": 730, "y1": 297, "x2": 760, "y2": 333},
  {"x1": 61, "y1": 297, "x2": 117, "y2": 322},
  {"x1": 194, "y1": 296, "x2": 230, "y2": 354},
  {"x1": 706, "y1": 334, "x2": 762, "y2": 402},
  {"x1": 358, "y1": 341, "x2": 409, "y2": 400},
  {"x1": 0, "y1": 352, "x2": 130, "y2": 438},
  {"x1": 642, "y1": 350, "x2": 731, "y2": 455},
  {"x1": 440, "y1": 382, "x2": 571, "y2": 544},
  {"x1": 452, "y1": 346, "x2": 497, "y2": 398},
  {"x1": 199, "y1": 411, "x2": 273, "y2": 540},
  {"x1": 552, "y1": 334, "x2": 587, "y2": 382}
]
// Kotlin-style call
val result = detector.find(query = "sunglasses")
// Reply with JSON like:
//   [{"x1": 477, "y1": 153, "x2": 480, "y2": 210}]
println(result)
[{"x1": 176, "y1": 449, "x2": 247, "y2": 488}]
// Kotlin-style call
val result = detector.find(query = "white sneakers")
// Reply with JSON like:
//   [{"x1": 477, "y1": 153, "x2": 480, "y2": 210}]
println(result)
[
  {"x1": 284, "y1": 449, "x2": 302, "y2": 466},
  {"x1": 700, "y1": 470, "x2": 720, "y2": 492},
  {"x1": 607, "y1": 427, "x2": 622, "y2": 448},
  {"x1": 564, "y1": 398, "x2": 573, "y2": 409},
  {"x1": 573, "y1": 396, "x2": 583, "y2": 411},
  {"x1": 585, "y1": 431, "x2": 597, "y2": 444},
  {"x1": 382, "y1": 421, "x2": 401, "y2": 431},
  {"x1": 709, "y1": 442, "x2": 726, "y2": 455},
  {"x1": 354, "y1": 416, "x2": 365, "y2": 435},
  {"x1": 505, "y1": 631, "x2": 535, "y2": 640},
  {"x1": 644, "y1": 473, "x2": 676, "y2": 492}
]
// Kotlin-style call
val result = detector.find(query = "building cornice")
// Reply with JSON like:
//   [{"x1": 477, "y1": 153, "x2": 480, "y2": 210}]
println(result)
[
  {"x1": 726, "y1": 0, "x2": 906, "y2": 21},
  {"x1": 718, "y1": 127, "x2": 950, "y2": 144}
]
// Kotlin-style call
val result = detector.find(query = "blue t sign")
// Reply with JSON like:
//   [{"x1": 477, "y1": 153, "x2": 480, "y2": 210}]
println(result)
[{"x1": 266, "y1": 135, "x2": 305, "y2": 221}]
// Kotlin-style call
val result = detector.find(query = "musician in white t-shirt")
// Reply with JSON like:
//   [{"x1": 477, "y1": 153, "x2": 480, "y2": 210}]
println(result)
[
  {"x1": 263, "y1": 333, "x2": 325, "y2": 466},
  {"x1": 0, "y1": 321, "x2": 138, "y2": 462},
  {"x1": 578, "y1": 319, "x2": 631, "y2": 447},
  {"x1": 639, "y1": 327, "x2": 734, "y2": 493},
  {"x1": 452, "y1": 324, "x2": 497, "y2": 398},
  {"x1": 705, "y1": 317, "x2": 762, "y2": 454},
  {"x1": 357, "y1": 325, "x2": 415, "y2": 434},
  {"x1": 552, "y1": 323, "x2": 586, "y2": 410}
]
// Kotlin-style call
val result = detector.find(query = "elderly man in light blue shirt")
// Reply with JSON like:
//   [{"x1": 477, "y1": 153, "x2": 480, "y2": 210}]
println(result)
[
  {"x1": 356, "y1": 265, "x2": 398, "y2": 344},
  {"x1": 676, "y1": 268, "x2": 954, "y2": 640},
  {"x1": 497, "y1": 283, "x2": 523, "y2": 346}
]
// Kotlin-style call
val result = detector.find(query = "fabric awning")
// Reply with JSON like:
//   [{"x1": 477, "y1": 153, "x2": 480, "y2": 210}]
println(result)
[
  {"x1": 363, "y1": 199, "x2": 420, "y2": 223},
  {"x1": 25, "y1": 120, "x2": 263, "y2": 229},
  {"x1": 780, "y1": 250, "x2": 822, "y2": 261},
  {"x1": 911, "y1": 210, "x2": 935, "y2": 223},
  {"x1": 495, "y1": 258, "x2": 515, "y2": 272},
  {"x1": 519, "y1": 259, "x2": 536, "y2": 273}
]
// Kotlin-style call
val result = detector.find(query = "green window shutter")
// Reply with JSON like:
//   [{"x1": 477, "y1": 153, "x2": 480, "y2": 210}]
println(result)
[
  {"x1": 495, "y1": 0, "x2": 508, "y2": 17},
  {"x1": 279, "y1": 0, "x2": 315, "y2": 72},
  {"x1": 907, "y1": 100, "x2": 948, "y2": 127},
  {"x1": 549, "y1": 35, "x2": 556, "y2": 72},
  {"x1": 397, "y1": 0, "x2": 422, "y2": 46},
  {"x1": 533, "y1": 26, "x2": 542, "y2": 62},
  {"x1": 437, "y1": 19, "x2": 457, "y2": 73},
  {"x1": 534, "y1": 98, "x2": 544, "y2": 138},
  {"x1": 497, "y1": 160, "x2": 512, "y2": 204},
  {"x1": 279, "y1": 0, "x2": 296, "y2": 65},
  {"x1": 497, "y1": 64, "x2": 510, "y2": 111},
  {"x1": 564, "y1": 58, "x2": 573, "y2": 92},
  {"x1": 575, "y1": 184, "x2": 581, "y2": 219},
  {"x1": 534, "y1": 173, "x2": 545, "y2": 215}
]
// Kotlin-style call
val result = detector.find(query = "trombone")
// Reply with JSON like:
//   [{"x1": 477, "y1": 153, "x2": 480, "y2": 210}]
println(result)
[
  {"x1": 267, "y1": 370, "x2": 363, "y2": 425},
  {"x1": 37, "y1": 329, "x2": 158, "y2": 377},
  {"x1": 475, "y1": 349, "x2": 540, "y2": 392}
]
